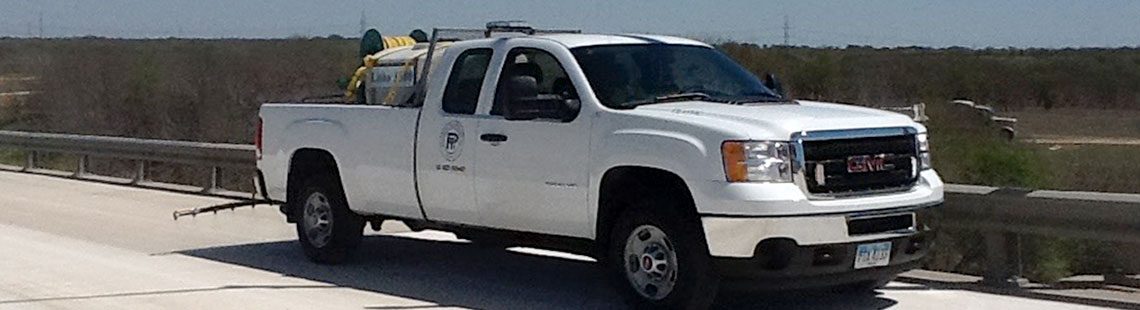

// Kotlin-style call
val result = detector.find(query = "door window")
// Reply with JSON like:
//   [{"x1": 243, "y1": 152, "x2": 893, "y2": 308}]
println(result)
[
  {"x1": 491, "y1": 48, "x2": 578, "y2": 118},
  {"x1": 442, "y1": 48, "x2": 494, "y2": 115}
]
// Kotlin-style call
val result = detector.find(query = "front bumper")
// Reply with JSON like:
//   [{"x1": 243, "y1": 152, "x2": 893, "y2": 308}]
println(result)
[
  {"x1": 713, "y1": 232, "x2": 930, "y2": 290},
  {"x1": 695, "y1": 169, "x2": 942, "y2": 258},
  {"x1": 700, "y1": 200, "x2": 938, "y2": 290},
  {"x1": 701, "y1": 202, "x2": 939, "y2": 257}
]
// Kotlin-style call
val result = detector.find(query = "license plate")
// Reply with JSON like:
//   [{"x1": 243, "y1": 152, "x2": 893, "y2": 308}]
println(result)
[{"x1": 854, "y1": 241, "x2": 892, "y2": 269}]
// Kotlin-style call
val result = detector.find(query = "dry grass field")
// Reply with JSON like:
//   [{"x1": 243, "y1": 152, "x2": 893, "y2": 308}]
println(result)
[
  {"x1": 1, "y1": 37, "x2": 1138, "y2": 283},
  {"x1": 1, "y1": 37, "x2": 1139, "y2": 193},
  {"x1": 1014, "y1": 107, "x2": 1140, "y2": 139}
]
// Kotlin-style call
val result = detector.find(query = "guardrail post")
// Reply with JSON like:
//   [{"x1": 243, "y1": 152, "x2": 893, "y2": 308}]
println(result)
[
  {"x1": 914, "y1": 103, "x2": 929, "y2": 122},
  {"x1": 72, "y1": 155, "x2": 87, "y2": 178},
  {"x1": 22, "y1": 151, "x2": 36, "y2": 172},
  {"x1": 1105, "y1": 270, "x2": 1139, "y2": 287},
  {"x1": 982, "y1": 231, "x2": 1024, "y2": 288},
  {"x1": 131, "y1": 161, "x2": 147, "y2": 184},
  {"x1": 203, "y1": 166, "x2": 219, "y2": 193}
]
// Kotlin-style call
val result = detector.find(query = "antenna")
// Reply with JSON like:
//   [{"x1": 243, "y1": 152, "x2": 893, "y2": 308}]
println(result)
[{"x1": 782, "y1": 15, "x2": 790, "y2": 46}]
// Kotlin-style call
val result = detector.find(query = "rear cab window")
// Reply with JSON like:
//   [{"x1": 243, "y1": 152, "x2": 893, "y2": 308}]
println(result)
[{"x1": 442, "y1": 48, "x2": 494, "y2": 114}]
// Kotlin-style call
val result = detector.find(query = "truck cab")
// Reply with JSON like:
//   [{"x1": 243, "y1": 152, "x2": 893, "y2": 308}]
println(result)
[{"x1": 257, "y1": 22, "x2": 943, "y2": 309}]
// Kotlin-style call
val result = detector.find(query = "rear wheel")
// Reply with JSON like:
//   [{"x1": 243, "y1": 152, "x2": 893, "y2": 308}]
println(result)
[
  {"x1": 607, "y1": 201, "x2": 719, "y2": 309},
  {"x1": 295, "y1": 174, "x2": 364, "y2": 264}
]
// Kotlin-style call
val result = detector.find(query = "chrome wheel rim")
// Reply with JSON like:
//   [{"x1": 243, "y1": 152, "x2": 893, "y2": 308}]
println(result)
[
  {"x1": 302, "y1": 192, "x2": 333, "y2": 248},
  {"x1": 623, "y1": 225, "x2": 678, "y2": 301}
]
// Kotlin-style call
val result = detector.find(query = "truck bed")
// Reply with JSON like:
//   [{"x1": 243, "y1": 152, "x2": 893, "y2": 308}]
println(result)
[{"x1": 259, "y1": 103, "x2": 424, "y2": 219}]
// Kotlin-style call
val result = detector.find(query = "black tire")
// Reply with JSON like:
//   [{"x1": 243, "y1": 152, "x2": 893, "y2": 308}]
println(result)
[
  {"x1": 606, "y1": 195, "x2": 719, "y2": 309},
  {"x1": 294, "y1": 173, "x2": 365, "y2": 264}
]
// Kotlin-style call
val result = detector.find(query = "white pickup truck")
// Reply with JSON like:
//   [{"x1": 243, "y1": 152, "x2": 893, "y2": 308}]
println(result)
[{"x1": 256, "y1": 23, "x2": 943, "y2": 308}]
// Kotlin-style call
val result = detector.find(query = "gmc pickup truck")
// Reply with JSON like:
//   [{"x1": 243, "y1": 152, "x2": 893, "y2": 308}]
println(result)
[{"x1": 256, "y1": 22, "x2": 943, "y2": 309}]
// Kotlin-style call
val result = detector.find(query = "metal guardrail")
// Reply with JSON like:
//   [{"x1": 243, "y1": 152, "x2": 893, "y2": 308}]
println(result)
[
  {"x1": 876, "y1": 103, "x2": 930, "y2": 122},
  {"x1": 942, "y1": 184, "x2": 1140, "y2": 287},
  {"x1": 950, "y1": 99, "x2": 1018, "y2": 140},
  {"x1": 0, "y1": 130, "x2": 254, "y2": 193},
  {"x1": 1, "y1": 130, "x2": 1138, "y2": 287}
]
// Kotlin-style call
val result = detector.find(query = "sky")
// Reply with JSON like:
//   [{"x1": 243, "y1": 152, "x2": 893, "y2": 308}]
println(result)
[{"x1": 1, "y1": 0, "x2": 1139, "y2": 48}]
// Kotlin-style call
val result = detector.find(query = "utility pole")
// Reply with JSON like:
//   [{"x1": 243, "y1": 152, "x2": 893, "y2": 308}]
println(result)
[
  {"x1": 38, "y1": 12, "x2": 44, "y2": 38},
  {"x1": 782, "y1": 15, "x2": 790, "y2": 46},
  {"x1": 358, "y1": 10, "x2": 367, "y2": 36}
]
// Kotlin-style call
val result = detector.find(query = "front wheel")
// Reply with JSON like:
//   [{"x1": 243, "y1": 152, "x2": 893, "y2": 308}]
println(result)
[
  {"x1": 295, "y1": 174, "x2": 365, "y2": 264},
  {"x1": 608, "y1": 207, "x2": 719, "y2": 309}
]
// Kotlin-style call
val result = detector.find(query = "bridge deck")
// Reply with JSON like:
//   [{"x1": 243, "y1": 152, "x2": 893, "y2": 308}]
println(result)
[{"x1": 0, "y1": 170, "x2": 1128, "y2": 309}]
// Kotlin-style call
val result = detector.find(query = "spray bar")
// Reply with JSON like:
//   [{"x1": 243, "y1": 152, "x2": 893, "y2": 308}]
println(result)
[{"x1": 172, "y1": 199, "x2": 281, "y2": 220}]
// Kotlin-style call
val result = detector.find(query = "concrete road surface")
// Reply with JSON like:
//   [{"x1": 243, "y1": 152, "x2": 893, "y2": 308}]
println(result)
[{"x1": 0, "y1": 170, "x2": 1126, "y2": 309}]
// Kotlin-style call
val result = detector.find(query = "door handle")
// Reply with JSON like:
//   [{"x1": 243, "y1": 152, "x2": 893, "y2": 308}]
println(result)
[{"x1": 480, "y1": 133, "x2": 508, "y2": 142}]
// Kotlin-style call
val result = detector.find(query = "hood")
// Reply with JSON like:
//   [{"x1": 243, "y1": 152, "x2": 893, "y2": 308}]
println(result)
[{"x1": 630, "y1": 100, "x2": 922, "y2": 140}]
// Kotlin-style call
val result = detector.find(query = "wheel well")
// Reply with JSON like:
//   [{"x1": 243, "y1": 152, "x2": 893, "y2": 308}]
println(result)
[
  {"x1": 595, "y1": 166, "x2": 697, "y2": 252},
  {"x1": 286, "y1": 148, "x2": 341, "y2": 221}
]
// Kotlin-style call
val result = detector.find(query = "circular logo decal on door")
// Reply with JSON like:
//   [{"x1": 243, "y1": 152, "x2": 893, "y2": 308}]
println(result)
[{"x1": 440, "y1": 120, "x2": 464, "y2": 162}]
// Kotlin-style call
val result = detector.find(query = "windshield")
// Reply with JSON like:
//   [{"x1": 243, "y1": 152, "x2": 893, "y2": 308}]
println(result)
[{"x1": 571, "y1": 44, "x2": 782, "y2": 109}]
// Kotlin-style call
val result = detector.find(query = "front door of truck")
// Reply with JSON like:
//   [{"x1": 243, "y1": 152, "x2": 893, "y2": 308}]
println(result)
[
  {"x1": 415, "y1": 46, "x2": 495, "y2": 224},
  {"x1": 473, "y1": 41, "x2": 592, "y2": 237}
]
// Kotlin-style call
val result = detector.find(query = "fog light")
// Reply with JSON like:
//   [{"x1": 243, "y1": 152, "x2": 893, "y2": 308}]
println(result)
[{"x1": 755, "y1": 238, "x2": 797, "y2": 270}]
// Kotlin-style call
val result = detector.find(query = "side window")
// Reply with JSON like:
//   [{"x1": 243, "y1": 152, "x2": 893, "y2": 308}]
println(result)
[
  {"x1": 442, "y1": 48, "x2": 493, "y2": 115},
  {"x1": 491, "y1": 48, "x2": 577, "y2": 116}
]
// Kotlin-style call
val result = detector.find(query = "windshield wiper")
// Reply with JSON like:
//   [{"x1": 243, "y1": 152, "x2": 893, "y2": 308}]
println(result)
[
  {"x1": 617, "y1": 92, "x2": 732, "y2": 108},
  {"x1": 731, "y1": 94, "x2": 789, "y2": 104}
]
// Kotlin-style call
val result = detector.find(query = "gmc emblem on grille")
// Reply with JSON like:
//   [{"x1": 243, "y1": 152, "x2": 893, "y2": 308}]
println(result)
[{"x1": 847, "y1": 154, "x2": 894, "y2": 173}]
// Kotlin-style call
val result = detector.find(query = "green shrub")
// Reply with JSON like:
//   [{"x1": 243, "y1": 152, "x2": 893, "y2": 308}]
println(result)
[
  {"x1": 960, "y1": 143, "x2": 1045, "y2": 188},
  {"x1": 1022, "y1": 236, "x2": 1078, "y2": 283},
  {"x1": 924, "y1": 101, "x2": 1048, "y2": 188},
  {"x1": 0, "y1": 149, "x2": 22, "y2": 166}
]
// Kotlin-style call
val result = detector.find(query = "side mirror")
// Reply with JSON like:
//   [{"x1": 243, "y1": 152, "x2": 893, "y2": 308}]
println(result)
[
  {"x1": 504, "y1": 76, "x2": 579, "y2": 122},
  {"x1": 763, "y1": 73, "x2": 786, "y2": 98}
]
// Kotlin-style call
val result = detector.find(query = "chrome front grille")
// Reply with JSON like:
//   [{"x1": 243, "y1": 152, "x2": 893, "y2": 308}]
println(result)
[{"x1": 792, "y1": 127, "x2": 920, "y2": 198}]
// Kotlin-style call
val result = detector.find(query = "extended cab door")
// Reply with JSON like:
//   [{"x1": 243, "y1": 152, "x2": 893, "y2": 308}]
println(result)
[
  {"x1": 415, "y1": 44, "x2": 496, "y2": 224},
  {"x1": 473, "y1": 40, "x2": 592, "y2": 237}
]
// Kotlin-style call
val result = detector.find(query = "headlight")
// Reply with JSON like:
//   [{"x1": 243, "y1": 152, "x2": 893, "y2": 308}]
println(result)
[
  {"x1": 917, "y1": 133, "x2": 932, "y2": 170},
  {"x1": 917, "y1": 133, "x2": 929, "y2": 152},
  {"x1": 722, "y1": 141, "x2": 793, "y2": 183}
]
